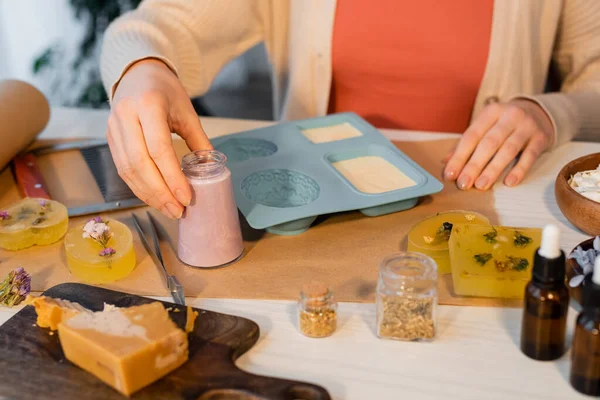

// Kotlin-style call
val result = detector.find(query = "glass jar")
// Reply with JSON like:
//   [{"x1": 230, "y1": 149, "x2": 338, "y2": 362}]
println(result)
[
  {"x1": 376, "y1": 252, "x2": 438, "y2": 341},
  {"x1": 178, "y1": 150, "x2": 244, "y2": 268},
  {"x1": 297, "y1": 282, "x2": 337, "y2": 338}
]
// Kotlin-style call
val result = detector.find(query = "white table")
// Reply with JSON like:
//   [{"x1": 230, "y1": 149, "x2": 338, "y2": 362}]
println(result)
[{"x1": 1, "y1": 107, "x2": 593, "y2": 399}]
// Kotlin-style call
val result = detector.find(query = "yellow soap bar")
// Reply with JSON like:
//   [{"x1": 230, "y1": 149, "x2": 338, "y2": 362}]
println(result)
[
  {"x1": 0, "y1": 198, "x2": 68, "y2": 250},
  {"x1": 25, "y1": 295, "x2": 90, "y2": 330},
  {"x1": 58, "y1": 302, "x2": 188, "y2": 396},
  {"x1": 448, "y1": 224, "x2": 542, "y2": 299},
  {"x1": 64, "y1": 217, "x2": 136, "y2": 284},
  {"x1": 407, "y1": 211, "x2": 489, "y2": 274}
]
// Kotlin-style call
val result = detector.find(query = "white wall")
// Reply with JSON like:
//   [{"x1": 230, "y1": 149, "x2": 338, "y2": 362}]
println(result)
[{"x1": 0, "y1": 0, "x2": 85, "y2": 100}]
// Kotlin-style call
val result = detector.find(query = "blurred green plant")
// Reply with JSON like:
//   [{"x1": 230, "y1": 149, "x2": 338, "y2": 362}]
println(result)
[{"x1": 32, "y1": 0, "x2": 142, "y2": 108}]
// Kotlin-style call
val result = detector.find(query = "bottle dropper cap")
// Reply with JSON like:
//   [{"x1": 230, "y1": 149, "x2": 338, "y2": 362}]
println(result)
[
  {"x1": 532, "y1": 224, "x2": 565, "y2": 284},
  {"x1": 584, "y1": 257, "x2": 600, "y2": 309}
]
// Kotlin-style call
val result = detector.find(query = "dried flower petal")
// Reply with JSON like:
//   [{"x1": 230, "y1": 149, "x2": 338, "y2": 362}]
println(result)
[
  {"x1": 594, "y1": 236, "x2": 600, "y2": 252},
  {"x1": 569, "y1": 274, "x2": 586, "y2": 288},
  {"x1": 0, "y1": 267, "x2": 31, "y2": 307},
  {"x1": 99, "y1": 247, "x2": 116, "y2": 257},
  {"x1": 0, "y1": 211, "x2": 9, "y2": 220}
]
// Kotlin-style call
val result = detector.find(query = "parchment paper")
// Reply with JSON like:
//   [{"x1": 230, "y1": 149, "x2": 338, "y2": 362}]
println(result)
[{"x1": 0, "y1": 138, "x2": 518, "y2": 307}]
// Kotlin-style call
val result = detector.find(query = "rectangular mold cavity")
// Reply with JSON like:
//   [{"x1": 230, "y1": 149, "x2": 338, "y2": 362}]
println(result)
[
  {"x1": 298, "y1": 121, "x2": 363, "y2": 144},
  {"x1": 326, "y1": 145, "x2": 425, "y2": 195}
]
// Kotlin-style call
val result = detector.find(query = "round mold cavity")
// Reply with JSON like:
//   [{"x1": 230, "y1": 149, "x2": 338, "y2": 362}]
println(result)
[
  {"x1": 215, "y1": 138, "x2": 277, "y2": 162},
  {"x1": 241, "y1": 169, "x2": 320, "y2": 208}
]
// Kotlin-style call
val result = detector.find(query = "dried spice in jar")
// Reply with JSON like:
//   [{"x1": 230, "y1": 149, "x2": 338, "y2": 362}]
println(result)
[
  {"x1": 376, "y1": 252, "x2": 438, "y2": 341},
  {"x1": 298, "y1": 282, "x2": 337, "y2": 338}
]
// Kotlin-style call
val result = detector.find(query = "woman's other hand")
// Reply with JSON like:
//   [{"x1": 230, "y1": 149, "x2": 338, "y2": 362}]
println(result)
[
  {"x1": 443, "y1": 99, "x2": 554, "y2": 191},
  {"x1": 108, "y1": 59, "x2": 212, "y2": 219}
]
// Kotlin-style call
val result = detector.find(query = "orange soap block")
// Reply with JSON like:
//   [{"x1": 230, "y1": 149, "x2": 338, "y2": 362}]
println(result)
[
  {"x1": 58, "y1": 302, "x2": 188, "y2": 396},
  {"x1": 25, "y1": 295, "x2": 90, "y2": 330}
]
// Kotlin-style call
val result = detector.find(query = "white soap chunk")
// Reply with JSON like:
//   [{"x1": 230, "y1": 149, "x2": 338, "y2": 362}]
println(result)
[
  {"x1": 333, "y1": 156, "x2": 416, "y2": 194},
  {"x1": 301, "y1": 123, "x2": 363, "y2": 143},
  {"x1": 569, "y1": 163, "x2": 600, "y2": 203}
]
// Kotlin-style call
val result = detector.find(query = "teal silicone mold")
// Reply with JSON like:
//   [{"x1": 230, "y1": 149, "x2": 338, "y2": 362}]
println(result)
[{"x1": 211, "y1": 112, "x2": 443, "y2": 235}]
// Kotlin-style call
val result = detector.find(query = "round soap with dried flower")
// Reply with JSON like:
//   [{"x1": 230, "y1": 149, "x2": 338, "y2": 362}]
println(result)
[
  {"x1": 407, "y1": 210, "x2": 489, "y2": 274},
  {"x1": 0, "y1": 198, "x2": 68, "y2": 250},
  {"x1": 64, "y1": 217, "x2": 136, "y2": 284}
]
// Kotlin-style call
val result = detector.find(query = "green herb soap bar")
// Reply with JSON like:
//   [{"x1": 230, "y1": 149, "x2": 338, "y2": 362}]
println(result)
[
  {"x1": 448, "y1": 224, "x2": 542, "y2": 299},
  {"x1": 0, "y1": 198, "x2": 68, "y2": 251}
]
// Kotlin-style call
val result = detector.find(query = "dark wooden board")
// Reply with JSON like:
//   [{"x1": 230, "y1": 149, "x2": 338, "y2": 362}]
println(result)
[{"x1": 0, "y1": 283, "x2": 331, "y2": 400}]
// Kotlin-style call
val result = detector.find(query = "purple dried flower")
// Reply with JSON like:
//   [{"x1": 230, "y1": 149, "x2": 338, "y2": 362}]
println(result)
[
  {"x1": 0, "y1": 211, "x2": 9, "y2": 220},
  {"x1": 0, "y1": 267, "x2": 31, "y2": 307},
  {"x1": 38, "y1": 199, "x2": 47, "y2": 207},
  {"x1": 94, "y1": 216, "x2": 102, "y2": 223},
  {"x1": 99, "y1": 247, "x2": 116, "y2": 257}
]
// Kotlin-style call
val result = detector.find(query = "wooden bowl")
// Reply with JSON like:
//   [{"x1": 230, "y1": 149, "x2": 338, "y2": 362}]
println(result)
[
  {"x1": 567, "y1": 238, "x2": 594, "y2": 306},
  {"x1": 555, "y1": 153, "x2": 600, "y2": 235}
]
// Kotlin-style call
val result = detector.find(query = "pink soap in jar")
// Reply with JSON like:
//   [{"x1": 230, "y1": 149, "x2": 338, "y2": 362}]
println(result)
[{"x1": 178, "y1": 150, "x2": 244, "y2": 267}]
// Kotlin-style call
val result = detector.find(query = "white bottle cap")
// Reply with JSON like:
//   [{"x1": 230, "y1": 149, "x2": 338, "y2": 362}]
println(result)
[
  {"x1": 593, "y1": 257, "x2": 600, "y2": 285},
  {"x1": 538, "y1": 224, "x2": 561, "y2": 259}
]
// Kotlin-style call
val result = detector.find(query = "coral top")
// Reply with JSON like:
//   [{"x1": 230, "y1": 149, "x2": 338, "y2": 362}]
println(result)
[{"x1": 329, "y1": 0, "x2": 494, "y2": 133}]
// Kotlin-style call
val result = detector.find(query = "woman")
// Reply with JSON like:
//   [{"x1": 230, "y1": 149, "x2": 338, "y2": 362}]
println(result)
[{"x1": 101, "y1": 0, "x2": 600, "y2": 220}]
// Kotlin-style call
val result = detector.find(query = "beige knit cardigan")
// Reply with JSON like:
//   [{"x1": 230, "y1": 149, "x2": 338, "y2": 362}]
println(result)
[{"x1": 101, "y1": 0, "x2": 600, "y2": 147}]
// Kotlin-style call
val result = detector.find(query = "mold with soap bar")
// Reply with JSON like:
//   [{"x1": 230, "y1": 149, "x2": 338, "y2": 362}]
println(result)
[
  {"x1": 241, "y1": 169, "x2": 320, "y2": 208},
  {"x1": 299, "y1": 122, "x2": 363, "y2": 144},
  {"x1": 215, "y1": 138, "x2": 277, "y2": 162},
  {"x1": 327, "y1": 145, "x2": 422, "y2": 195}
]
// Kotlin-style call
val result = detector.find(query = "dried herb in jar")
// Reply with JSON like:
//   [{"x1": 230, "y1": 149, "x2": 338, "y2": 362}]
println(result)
[
  {"x1": 298, "y1": 282, "x2": 337, "y2": 338},
  {"x1": 378, "y1": 296, "x2": 435, "y2": 341},
  {"x1": 299, "y1": 308, "x2": 337, "y2": 338}
]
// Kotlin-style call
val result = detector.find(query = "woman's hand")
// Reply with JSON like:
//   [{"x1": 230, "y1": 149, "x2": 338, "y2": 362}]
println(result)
[
  {"x1": 443, "y1": 99, "x2": 554, "y2": 190},
  {"x1": 108, "y1": 59, "x2": 212, "y2": 219}
]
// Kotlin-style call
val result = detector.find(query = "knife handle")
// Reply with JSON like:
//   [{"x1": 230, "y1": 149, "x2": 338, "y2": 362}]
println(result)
[{"x1": 13, "y1": 153, "x2": 51, "y2": 199}]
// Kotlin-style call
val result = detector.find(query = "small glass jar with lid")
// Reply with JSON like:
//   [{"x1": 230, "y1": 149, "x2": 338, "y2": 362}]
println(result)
[
  {"x1": 297, "y1": 282, "x2": 337, "y2": 338},
  {"x1": 376, "y1": 252, "x2": 438, "y2": 341},
  {"x1": 178, "y1": 150, "x2": 244, "y2": 268}
]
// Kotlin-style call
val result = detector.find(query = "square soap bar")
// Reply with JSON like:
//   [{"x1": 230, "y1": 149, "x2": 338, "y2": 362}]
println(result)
[
  {"x1": 407, "y1": 211, "x2": 489, "y2": 274},
  {"x1": 58, "y1": 302, "x2": 188, "y2": 396},
  {"x1": 448, "y1": 224, "x2": 542, "y2": 299},
  {"x1": 301, "y1": 122, "x2": 363, "y2": 143}
]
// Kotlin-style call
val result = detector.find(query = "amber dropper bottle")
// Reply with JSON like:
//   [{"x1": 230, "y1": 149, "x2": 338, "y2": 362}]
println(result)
[
  {"x1": 520, "y1": 224, "x2": 569, "y2": 361},
  {"x1": 570, "y1": 256, "x2": 600, "y2": 396}
]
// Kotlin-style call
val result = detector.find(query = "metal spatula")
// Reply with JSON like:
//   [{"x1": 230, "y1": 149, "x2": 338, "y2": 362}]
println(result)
[{"x1": 13, "y1": 139, "x2": 144, "y2": 216}]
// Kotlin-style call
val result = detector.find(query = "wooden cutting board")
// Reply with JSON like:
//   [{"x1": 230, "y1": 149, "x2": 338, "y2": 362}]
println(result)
[{"x1": 0, "y1": 283, "x2": 331, "y2": 400}]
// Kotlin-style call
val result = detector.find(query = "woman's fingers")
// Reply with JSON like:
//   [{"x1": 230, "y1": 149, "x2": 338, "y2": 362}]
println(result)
[
  {"x1": 138, "y1": 96, "x2": 192, "y2": 207},
  {"x1": 505, "y1": 133, "x2": 547, "y2": 187},
  {"x1": 444, "y1": 104, "x2": 501, "y2": 182},
  {"x1": 172, "y1": 100, "x2": 213, "y2": 152},
  {"x1": 112, "y1": 100, "x2": 184, "y2": 219},
  {"x1": 455, "y1": 106, "x2": 524, "y2": 190},
  {"x1": 474, "y1": 127, "x2": 531, "y2": 190}
]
